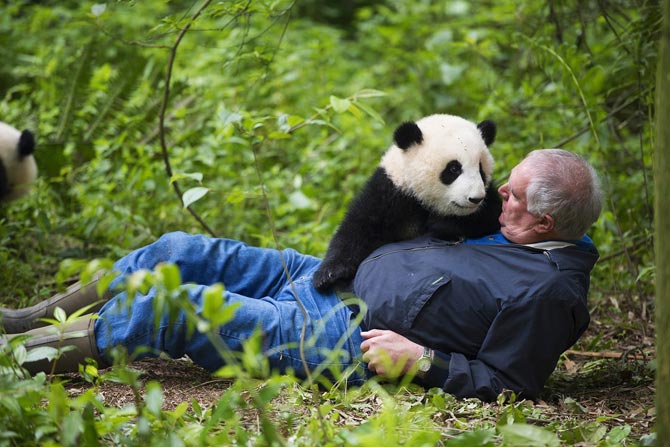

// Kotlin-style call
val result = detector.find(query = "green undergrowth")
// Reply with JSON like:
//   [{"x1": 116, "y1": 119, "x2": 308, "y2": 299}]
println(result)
[
  {"x1": 0, "y1": 350, "x2": 655, "y2": 447},
  {"x1": 0, "y1": 356, "x2": 655, "y2": 447},
  {"x1": 1, "y1": 261, "x2": 655, "y2": 447}
]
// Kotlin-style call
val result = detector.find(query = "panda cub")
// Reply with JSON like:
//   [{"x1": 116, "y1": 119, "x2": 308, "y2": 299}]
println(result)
[
  {"x1": 0, "y1": 121, "x2": 37, "y2": 203},
  {"x1": 313, "y1": 114, "x2": 501, "y2": 292}
]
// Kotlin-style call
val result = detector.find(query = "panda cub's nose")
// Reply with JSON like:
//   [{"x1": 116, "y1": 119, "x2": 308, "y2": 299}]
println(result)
[{"x1": 469, "y1": 197, "x2": 484, "y2": 205}]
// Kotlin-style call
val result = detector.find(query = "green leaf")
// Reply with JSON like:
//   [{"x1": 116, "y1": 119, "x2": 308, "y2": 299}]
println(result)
[
  {"x1": 145, "y1": 381, "x2": 164, "y2": 416},
  {"x1": 498, "y1": 424, "x2": 560, "y2": 447},
  {"x1": 80, "y1": 404, "x2": 101, "y2": 447},
  {"x1": 347, "y1": 103, "x2": 364, "y2": 119},
  {"x1": 639, "y1": 433, "x2": 656, "y2": 446},
  {"x1": 61, "y1": 412, "x2": 84, "y2": 447},
  {"x1": 91, "y1": 4, "x2": 106, "y2": 16},
  {"x1": 353, "y1": 101, "x2": 385, "y2": 125},
  {"x1": 286, "y1": 115, "x2": 304, "y2": 127},
  {"x1": 170, "y1": 172, "x2": 204, "y2": 184},
  {"x1": 267, "y1": 131, "x2": 292, "y2": 140},
  {"x1": 563, "y1": 397, "x2": 587, "y2": 414},
  {"x1": 81, "y1": 259, "x2": 114, "y2": 283},
  {"x1": 430, "y1": 392, "x2": 446, "y2": 410},
  {"x1": 202, "y1": 283, "x2": 239, "y2": 328},
  {"x1": 12, "y1": 344, "x2": 28, "y2": 365},
  {"x1": 54, "y1": 307, "x2": 67, "y2": 324},
  {"x1": 225, "y1": 189, "x2": 248, "y2": 204},
  {"x1": 497, "y1": 405, "x2": 526, "y2": 426},
  {"x1": 586, "y1": 424, "x2": 608, "y2": 443},
  {"x1": 155, "y1": 263, "x2": 181, "y2": 291},
  {"x1": 191, "y1": 399, "x2": 203, "y2": 417},
  {"x1": 288, "y1": 190, "x2": 313, "y2": 209},
  {"x1": 202, "y1": 283, "x2": 224, "y2": 322},
  {"x1": 353, "y1": 88, "x2": 387, "y2": 98},
  {"x1": 82, "y1": 363, "x2": 99, "y2": 379},
  {"x1": 220, "y1": 110, "x2": 243, "y2": 125},
  {"x1": 447, "y1": 429, "x2": 495, "y2": 447},
  {"x1": 636, "y1": 265, "x2": 655, "y2": 281},
  {"x1": 330, "y1": 95, "x2": 351, "y2": 113},
  {"x1": 182, "y1": 187, "x2": 210, "y2": 208},
  {"x1": 169, "y1": 402, "x2": 189, "y2": 420},
  {"x1": 605, "y1": 425, "x2": 631, "y2": 445},
  {"x1": 127, "y1": 269, "x2": 153, "y2": 297}
]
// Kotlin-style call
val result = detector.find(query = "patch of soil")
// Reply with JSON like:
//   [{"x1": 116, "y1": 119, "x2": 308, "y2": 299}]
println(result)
[{"x1": 66, "y1": 357, "x2": 233, "y2": 411}]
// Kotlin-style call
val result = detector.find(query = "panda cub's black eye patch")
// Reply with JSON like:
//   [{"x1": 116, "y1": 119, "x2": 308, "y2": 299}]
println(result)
[{"x1": 440, "y1": 160, "x2": 462, "y2": 185}]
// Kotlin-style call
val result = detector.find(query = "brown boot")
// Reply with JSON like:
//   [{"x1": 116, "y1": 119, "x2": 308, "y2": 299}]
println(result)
[
  {"x1": 6, "y1": 315, "x2": 107, "y2": 375},
  {"x1": 0, "y1": 272, "x2": 112, "y2": 333}
]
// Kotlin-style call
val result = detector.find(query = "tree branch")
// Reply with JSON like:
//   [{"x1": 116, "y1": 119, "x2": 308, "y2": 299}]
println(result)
[{"x1": 158, "y1": 0, "x2": 216, "y2": 237}]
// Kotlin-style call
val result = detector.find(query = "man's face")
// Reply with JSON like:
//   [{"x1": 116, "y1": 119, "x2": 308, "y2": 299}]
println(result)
[{"x1": 497, "y1": 160, "x2": 544, "y2": 243}]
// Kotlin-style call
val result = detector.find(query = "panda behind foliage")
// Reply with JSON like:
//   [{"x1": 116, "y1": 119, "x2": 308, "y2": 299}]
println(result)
[
  {"x1": 313, "y1": 114, "x2": 501, "y2": 292},
  {"x1": 0, "y1": 121, "x2": 37, "y2": 204}
]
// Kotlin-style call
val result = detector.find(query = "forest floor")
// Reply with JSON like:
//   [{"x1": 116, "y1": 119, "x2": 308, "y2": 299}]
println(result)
[{"x1": 61, "y1": 303, "x2": 656, "y2": 442}]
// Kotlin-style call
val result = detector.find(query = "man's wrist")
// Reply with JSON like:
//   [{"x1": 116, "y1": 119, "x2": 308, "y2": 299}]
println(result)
[{"x1": 416, "y1": 346, "x2": 434, "y2": 378}]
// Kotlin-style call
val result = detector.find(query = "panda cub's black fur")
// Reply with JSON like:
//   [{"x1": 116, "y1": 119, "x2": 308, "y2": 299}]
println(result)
[{"x1": 313, "y1": 114, "x2": 501, "y2": 292}]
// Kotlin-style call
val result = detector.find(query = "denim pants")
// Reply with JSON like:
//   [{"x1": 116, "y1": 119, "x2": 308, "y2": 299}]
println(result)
[{"x1": 94, "y1": 232, "x2": 366, "y2": 384}]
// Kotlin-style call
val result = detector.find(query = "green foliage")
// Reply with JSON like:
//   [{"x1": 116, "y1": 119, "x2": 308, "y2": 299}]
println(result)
[
  {"x1": 0, "y1": 0, "x2": 660, "y2": 445},
  {"x1": 1, "y1": 0, "x2": 658, "y2": 301}
]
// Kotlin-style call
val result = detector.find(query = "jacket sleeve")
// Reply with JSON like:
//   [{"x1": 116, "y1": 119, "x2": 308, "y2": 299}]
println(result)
[{"x1": 418, "y1": 290, "x2": 590, "y2": 401}]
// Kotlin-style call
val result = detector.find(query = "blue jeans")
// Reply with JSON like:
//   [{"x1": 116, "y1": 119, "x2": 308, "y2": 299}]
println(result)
[{"x1": 94, "y1": 232, "x2": 366, "y2": 384}]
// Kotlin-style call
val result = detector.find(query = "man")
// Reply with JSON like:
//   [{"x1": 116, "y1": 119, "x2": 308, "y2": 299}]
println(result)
[{"x1": 1, "y1": 148, "x2": 602, "y2": 401}]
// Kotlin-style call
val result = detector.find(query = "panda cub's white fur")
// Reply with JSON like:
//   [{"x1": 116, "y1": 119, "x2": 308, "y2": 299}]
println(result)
[
  {"x1": 0, "y1": 121, "x2": 37, "y2": 203},
  {"x1": 381, "y1": 114, "x2": 494, "y2": 216},
  {"x1": 313, "y1": 113, "x2": 501, "y2": 292}
]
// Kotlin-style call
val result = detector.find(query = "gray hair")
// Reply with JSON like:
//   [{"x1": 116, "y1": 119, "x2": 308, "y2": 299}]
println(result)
[{"x1": 523, "y1": 149, "x2": 603, "y2": 239}]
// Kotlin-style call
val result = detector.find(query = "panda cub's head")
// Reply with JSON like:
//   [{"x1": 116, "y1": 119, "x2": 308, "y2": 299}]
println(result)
[
  {"x1": 0, "y1": 121, "x2": 37, "y2": 203},
  {"x1": 381, "y1": 114, "x2": 496, "y2": 217}
]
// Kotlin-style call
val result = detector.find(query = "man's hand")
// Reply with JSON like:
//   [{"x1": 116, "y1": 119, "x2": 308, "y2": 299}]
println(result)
[{"x1": 360, "y1": 329, "x2": 423, "y2": 378}]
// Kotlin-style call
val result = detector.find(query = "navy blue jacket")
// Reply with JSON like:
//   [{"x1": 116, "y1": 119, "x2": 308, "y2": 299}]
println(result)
[{"x1": 353, "y1": 233, "x2": 598, "y2": 401}]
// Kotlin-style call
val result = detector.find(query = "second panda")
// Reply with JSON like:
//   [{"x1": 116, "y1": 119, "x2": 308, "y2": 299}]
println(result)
[
  {"x1": 0, "y1": 121, "x2": 37, "y2": 203},
  {"x1": 313, "y1": 113, "x2": 501, "y2": 292}
]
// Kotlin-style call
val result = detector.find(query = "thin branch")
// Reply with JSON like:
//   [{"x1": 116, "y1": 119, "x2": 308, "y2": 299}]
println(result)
[
  {"x1": 597, "y1": 234, "x2": 653, "y2": 263},
  {"x1": 158, "y1": 0, "x2": 216, "y2": 236},
  {"x1": 94, "y1": 14, "x2": 172, "y2": 49},
  {"x1": 547, "y1": 0, "x2": 564, "y2": 44},
  {"x1": 552, "y1": 91, "x2": 650, "y2": 148},
  {"x1": 247, "y1": 137, "x2": 314, "y2": 386},
  {"x1": 565, "y1": 349, "x2": 653, "y2": 361},
  {"x1": 596, "y1": 0, "x2": 631, "y2": 56}
]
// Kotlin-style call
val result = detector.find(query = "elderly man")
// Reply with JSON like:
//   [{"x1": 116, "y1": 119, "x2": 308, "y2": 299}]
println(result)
[{"x1": 1, "y1": 148, "x2": 602, "y2": 401}]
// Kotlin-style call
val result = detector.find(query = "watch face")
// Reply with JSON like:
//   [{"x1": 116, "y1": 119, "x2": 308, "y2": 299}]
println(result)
[{"x1": 417, "y1": 357, "x2": 431, "y2": 373}]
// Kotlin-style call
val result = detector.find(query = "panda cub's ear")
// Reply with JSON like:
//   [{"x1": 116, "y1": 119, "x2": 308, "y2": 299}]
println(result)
[
  {"x1": 477, "y1": 120, "x2": 496, "y2": 147},
  {"x1": 393, "y1": 121, "x2": 423, "y2": 150},
  {"x1": 18, "y1": 130, "x2": 35, "y2": 158}
]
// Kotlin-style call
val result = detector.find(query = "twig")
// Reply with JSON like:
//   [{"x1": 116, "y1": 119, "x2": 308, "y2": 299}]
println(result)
[
  {"x1": 158, "y1": 0, "x2": 217, "y2": 237},
  {"x1": 248, "y1": 138, "x2": 312, "y2": 377},
  {"x1": 564, "y1": 349, "x2": 653, "y2": 360},
  {"x1": 552, "y1": 92, "x2": 648, "y2": 148},
  {"x1": 597, "y1": 234, "x2": 652, "y2": 263}
]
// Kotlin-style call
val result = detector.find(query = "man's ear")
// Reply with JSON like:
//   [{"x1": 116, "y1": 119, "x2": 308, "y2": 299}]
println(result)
[{"x1": 536, "y1": 214, "x2": 555, "y2": 233}]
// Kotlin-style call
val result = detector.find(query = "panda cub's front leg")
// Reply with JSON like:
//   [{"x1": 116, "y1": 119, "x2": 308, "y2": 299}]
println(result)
[
  {"x1": 312, "y1": 241, "x2": 361, "y2": 292},
  {"x1": 313, "y1": 169, "x2": 396, "y2": 292},
  {"x1": 313, "y1": 208, "x2": 385, "y2": 292}
]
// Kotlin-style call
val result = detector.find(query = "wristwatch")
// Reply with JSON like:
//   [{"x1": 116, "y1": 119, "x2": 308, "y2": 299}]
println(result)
[{"x1": 416, "y1": 346, "x2": 433, "y2": 378}]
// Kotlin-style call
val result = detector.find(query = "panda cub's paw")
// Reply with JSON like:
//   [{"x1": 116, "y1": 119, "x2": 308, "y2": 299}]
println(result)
[{"x1": 313, "y1": 261, "x2": 356, "y2": 292}]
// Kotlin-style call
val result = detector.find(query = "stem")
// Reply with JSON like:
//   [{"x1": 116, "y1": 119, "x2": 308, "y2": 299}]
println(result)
[{"x1": 158, "y1": 0, "x2": 217, "y2": 237}]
